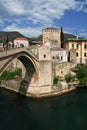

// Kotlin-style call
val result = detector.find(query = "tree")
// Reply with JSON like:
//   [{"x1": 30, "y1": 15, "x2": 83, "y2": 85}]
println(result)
[{"x1": 61, "y1": 27, "x2": 64, "y2": 48}]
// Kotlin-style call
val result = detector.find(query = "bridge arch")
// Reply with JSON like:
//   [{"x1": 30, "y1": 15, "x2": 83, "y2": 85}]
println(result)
[{"x1": 0, "y1": 51, "x2": 39, "y2": 95}]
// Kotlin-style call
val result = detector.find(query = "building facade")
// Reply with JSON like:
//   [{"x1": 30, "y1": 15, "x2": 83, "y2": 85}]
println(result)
[
  {"x1": 38, "y1": 45, "x2": 51, "y2": 61},
  {"x1": 64, "y1": 38, "x2": 87, "y2": 64},
  {"x1": 14, "y1": 37, "x2": 29, "y2": 48},
  {"x1": 42, "y1": 28, "x2": 61, "y2": 48},
  {"x1": 51, "y1": 48, "x2": 68, "y2": 63}
]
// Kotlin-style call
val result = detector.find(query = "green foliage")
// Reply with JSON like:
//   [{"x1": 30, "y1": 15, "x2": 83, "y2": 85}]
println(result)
[
  {"x1": 76, "y1": 65, "x2": 87, "y2": 79},
  {"x1": 65, "y1": 73, "x2": 75, "y2": 83},
  {"x1": 0, "y1": 68, "x2": 22, "y2": 80},
  {"x1": 79, "y1": 78, "x2": 87, "y2": 87},
  {"x1": 15, "y1": 68, "x2": 22, "y2": 76},
  {"x1": 53, "y1": 76, "x2": 59, "y2": 85},
  {"x1": 29, "y1": 40, "x2": 33, "y2": 45},
  {"x1": 76, "y1": 65, "x2": 87, "y2": 86}
]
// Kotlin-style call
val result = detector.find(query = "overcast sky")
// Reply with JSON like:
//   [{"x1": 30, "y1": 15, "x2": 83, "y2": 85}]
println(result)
[{"x1": 0, "y1": 0, "x2": 87, "y2": 37}]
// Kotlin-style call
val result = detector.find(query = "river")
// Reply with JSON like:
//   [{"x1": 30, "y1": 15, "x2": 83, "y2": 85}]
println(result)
[{"x1": 0, "y1": 88, "x2": 87, "y2": 130}]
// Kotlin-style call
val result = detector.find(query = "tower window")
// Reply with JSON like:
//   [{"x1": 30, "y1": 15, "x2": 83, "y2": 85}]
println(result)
[{"x1": 43, "y1": 54, "x2": 46, "y2": 58}]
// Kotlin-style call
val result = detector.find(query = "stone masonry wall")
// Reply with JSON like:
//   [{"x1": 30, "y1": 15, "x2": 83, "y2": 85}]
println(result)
[{"x1": 53, "y1": 62, "x2": 76, "y2": 80}]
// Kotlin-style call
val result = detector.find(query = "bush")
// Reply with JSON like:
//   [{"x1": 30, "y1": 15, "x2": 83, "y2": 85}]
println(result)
[
  {"x1": 79, "y1": 78, "x2": 87, "y2": 87},
  {"x1": 0, "y1": 68, "x2": 22, "y2": 80},
  {"x1": 76, "y1": 65, "x2": 87, "y2": 79},
  {"x1": 53, "y1": 76, "x2": 58, "y2": 85},
  {"x1": 76, "y1": 65, "x2": 87, "y2": 87},
  {"x1": 65, "y1": 73, "x2": 75, "y2": 83},
  {"x1": 15, "y1": 68, "x2": 22, "y2": 76}
]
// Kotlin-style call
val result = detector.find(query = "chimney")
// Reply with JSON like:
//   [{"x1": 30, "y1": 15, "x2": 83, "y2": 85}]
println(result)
[{"x1": 76, "y1": 32, "x2": 78, "y2": 39}]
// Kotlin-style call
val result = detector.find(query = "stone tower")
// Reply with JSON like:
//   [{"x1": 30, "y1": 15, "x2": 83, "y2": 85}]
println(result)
[{"x1": 42, "y1": 28, "x2": 61, "y2": 48}]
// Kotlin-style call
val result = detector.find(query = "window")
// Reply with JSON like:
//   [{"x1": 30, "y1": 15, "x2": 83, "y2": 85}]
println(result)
[
  {"x1": 84, "y1": 44, "x2": 87, "y2": 49},
  {"x1": 61, "y1": 56, "x2": 63, "y2": 60},
  {"x1": 43, "y1": 54, "x2": 46, "y2": 58},
  {"x1": 76, "y1": 44, "x2": 78, "y2": 49},
  {"x1": 84, "y1": 52, "x2": 86, "y2": 57},
  {"x1": 52, "y1": 56, "x2": 54, "y2": 59},
  {"x1": 76, "y1": 52, "x2": 79, "y2": 57},
  {"x1": 72, "y1": 44, "x2": 74, "y2": 48},
  {"x1": 61, "y1": 71, "x2": 63, "y2": 74},
  {"x1": 57, "y1": 56, "x2": 59, "y2": 59}
]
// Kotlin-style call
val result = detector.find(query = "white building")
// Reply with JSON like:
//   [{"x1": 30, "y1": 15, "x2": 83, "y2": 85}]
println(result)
[
  {"x1": 51, "y1": 48, "x2": 68, "y2": 63},
  {"x1": 45, "y1": 42, "x2": 68, "y2": 63},
  {"x1": 14, "y1": 37, "x2": 29, "y2": 48},
  {"x1": 29, "y1": 40, "x2": 68, "y2": 63},
  {"x1": 0, "y1": 42, "x2": 3, "y2": 49}
]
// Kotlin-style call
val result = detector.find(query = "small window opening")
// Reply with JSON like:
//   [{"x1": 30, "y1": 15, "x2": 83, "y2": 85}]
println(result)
[{"x1": 44, "y1": 54, "x2": 46, "y2": 58}]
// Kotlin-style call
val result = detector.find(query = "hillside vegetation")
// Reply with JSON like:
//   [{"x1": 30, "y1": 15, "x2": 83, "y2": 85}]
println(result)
[
  {"x1": 0, "y1": 31, "x2": 26, "y2": 43},
  {"x1": 0, "y1": 31, "x2": 76, "y2": 44}
]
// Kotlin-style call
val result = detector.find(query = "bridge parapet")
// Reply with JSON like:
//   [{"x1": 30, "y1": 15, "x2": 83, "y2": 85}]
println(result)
[{"x1": 0, "y1": 47, "x2": 38, "y2": 61}]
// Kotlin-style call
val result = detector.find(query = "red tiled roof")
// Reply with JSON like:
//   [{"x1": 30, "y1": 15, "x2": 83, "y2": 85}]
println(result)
[{"x1": 14, "y1": 37, "x2": 28, "y2": 41}]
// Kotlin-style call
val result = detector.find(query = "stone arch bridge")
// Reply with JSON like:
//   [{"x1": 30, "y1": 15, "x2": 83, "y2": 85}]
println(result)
[{"x1": 0, "y1": 47, "x2": 52, "y2": 97}]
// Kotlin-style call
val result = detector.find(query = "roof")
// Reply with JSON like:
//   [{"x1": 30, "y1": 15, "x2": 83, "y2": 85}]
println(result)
[
  {"x1": 43, "y1": 27, "x2": 60, "y2": 30},
  {"x1": 14, "y1": 37, "x2": 28, "y2": 41},
  {"x1": 51, "y1": 47, "x2": 67, "y2": 51},
  {"x1": 29, "y1": 45, "x2": 40, "y2": 49},
  {"x1": 64, "y1": 38, "x2": 87, "y2": 43},
  {"x1": 32, "y1": 41, "x2": 42, "y2": 44}
]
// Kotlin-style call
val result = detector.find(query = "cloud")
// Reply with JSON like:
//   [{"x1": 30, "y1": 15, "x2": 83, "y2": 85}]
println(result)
[
  {"x1": 64, "y1": 26, "x2": 87, "y2": 38},
  {"x1": 75, "y1": 0, "x2": 87, "y2": 13},
  {"x1": 0, "y1": 0, "x2": 87, "y2": 37},
  {"x1": 78, "y1": 28, "x2": 87, "y2": 37},
  {"x1": 0, "y1": 0, "x2": 78, "y2": 21},
  {"x1": 4, "y1": 23, "x2": 42, "y2": 37}
]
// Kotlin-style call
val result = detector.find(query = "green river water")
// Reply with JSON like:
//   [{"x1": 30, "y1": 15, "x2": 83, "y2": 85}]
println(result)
[{"x1": 0, "y1": 88, "x2": 87, "y2": 130}]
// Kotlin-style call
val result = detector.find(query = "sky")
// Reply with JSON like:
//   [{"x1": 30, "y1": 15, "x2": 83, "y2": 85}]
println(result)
[{"x1": 0, "y1": 0, "x2": 87, "y2": 38}]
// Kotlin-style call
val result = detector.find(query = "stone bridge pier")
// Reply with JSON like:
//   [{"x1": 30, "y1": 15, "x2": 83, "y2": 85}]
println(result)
[{"x1": 28, "y1": 60, "x2": 52, "y2": 96}]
